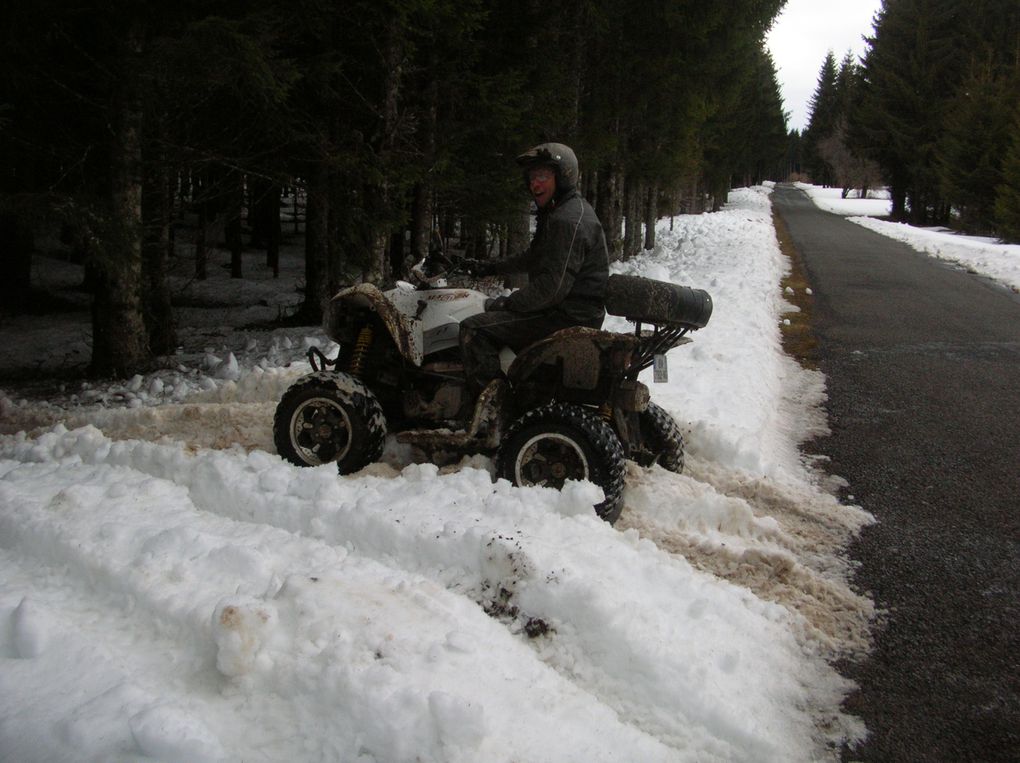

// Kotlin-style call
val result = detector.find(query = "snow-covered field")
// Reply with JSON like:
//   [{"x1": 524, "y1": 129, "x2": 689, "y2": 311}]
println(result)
[
  {"x1": 798, "y1": 183, "x2": 1020, "y2": 292},
  {"x1": 0, "y1": 187, "x2": 877, "y2": 762}
]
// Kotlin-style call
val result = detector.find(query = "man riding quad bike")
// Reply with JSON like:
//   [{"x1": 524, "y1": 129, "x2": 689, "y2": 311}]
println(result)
[
  {"x1": 273, "y1": 145, "x2": 712, "y2": 523},
  {"x1": 458, "y1": 143, "x2": 610, "y2": 402}
]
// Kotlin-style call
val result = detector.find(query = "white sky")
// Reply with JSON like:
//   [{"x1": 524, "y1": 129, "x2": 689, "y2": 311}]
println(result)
[{"x1": 766, "y1": 0, "x2": 884, "y2": 132}]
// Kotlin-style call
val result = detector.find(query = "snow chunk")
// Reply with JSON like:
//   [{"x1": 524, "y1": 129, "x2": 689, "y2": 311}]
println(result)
[
  {"x1": 11, "y1": 597, "x2": 53, "y2": 658},
  {"x1": 212, "y1": 598, "x2": 278, "y2": 677},
  {"x1": 129, "y1": 704, "x2": 227, "y2": 763}
]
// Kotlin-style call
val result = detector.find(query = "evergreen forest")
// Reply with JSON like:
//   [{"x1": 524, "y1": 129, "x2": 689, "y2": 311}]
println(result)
[
  {"x1": 9, "y1": 1, "x2": 1019, "y2": 379},
  {"x1": 798, "y1": 0, "x2": 1020, "y2": 241},
  {"x1": 1, "y1": 0, "x2": 791, "y2": 376}
]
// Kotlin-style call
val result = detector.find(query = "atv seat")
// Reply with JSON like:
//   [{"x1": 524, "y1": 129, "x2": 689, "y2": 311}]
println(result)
[
  {"x1": 507, "y1": 327, "x2": 639, "y2": 390},
  {"x1": 605, "y1": 274, "x2": 713, "y2": 329}
]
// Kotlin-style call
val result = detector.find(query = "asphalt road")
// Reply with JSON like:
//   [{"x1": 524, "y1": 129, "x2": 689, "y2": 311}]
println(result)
[{"x1": 771, "y1": 185, "x2": 1020, "y2": 762}]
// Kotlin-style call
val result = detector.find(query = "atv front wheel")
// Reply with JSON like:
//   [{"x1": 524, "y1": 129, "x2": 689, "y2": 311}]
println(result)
[
  {"x1": 496, "y1": 402, "x2": 627, "y2": 524},
  {"x1": 274, "y1": 371, "x2": 386, "y2": 473},
  {"x1": 635, "y1": 401, "x2": 685, "y2": 473}
]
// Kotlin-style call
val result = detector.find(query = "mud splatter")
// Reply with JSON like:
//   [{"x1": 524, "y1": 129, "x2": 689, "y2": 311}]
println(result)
[{"x1": 619, "y1": 458, "x2": 875, "y2": 659}]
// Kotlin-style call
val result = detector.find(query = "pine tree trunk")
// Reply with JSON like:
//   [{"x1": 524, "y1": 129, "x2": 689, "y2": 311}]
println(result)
[
  {"x1": 411, "y1": 61, "x2": 438, "y2": 265},
  {"x1": 0, "y1": 212, "x2": 33, "y2": 314},
  {"x1": 226, "y1": 173, "x2": 244, "y2": 279},
  {"x1": 690, "y1": 177, "x2": 702, "y2": 214},
  {"x1": 643, "y1": 183, "x2": 658, "y2": 251},
  {"x1": 388, "y1": 229, "x2": 405, "y2": 278},
  {"x1": 327, "y1": 171, "x2": 346, "y2": 297},
  {"x1": 623, "y1": 178, "x2": 642, "y2": 260},
  {"x1": 505, "y1": 202, "x2": 531, "y2": 258},
  {"x1": 266, "y1": 184, "x2": 281, "y2": 278},
  {"x1": 365, "y1": 25, "x2": 403, "y2": 284},
  {"x1": 195, "y1": 203, "x2": 208, "y2": 281},
  {"x1": 410, "y1": 182, "x2": 432, "y2": 263},
  {"x1": 92, "y1": 19, "x2": 150, "y2": 377},
  {"x1": 302, "y1": 165, "x2": 329, "y2": 323},
  {"x1": 194, "y1": 169, "x2": 210, "y2": 281},
  {"x1": 890, "y1": 182, "x2": 907, "y2": 220},
  {"x1": 504, "y1": 202, "x2": 531, "y2": 289},
  {"x1": 142, "y1": 151, "x2": 176, "y2": 355},
  {"x1": 248, "y1": 179, "x2": 281, "y2": 277},
  {"x1": 596, "y1": 165, "x2": 624, "y2": 262},
  {"x1": 568, "y1": 2, "x2": 584, "y2": 135},
  {"x1": 0, "y1": 138, "x2": 34, "y2": 313},
  {"x1": 368, "y1": 231, "x2": 388, "y2": 285},
  {"x1": 248, "y1": 177, "x2": 269, "y2": 249}
]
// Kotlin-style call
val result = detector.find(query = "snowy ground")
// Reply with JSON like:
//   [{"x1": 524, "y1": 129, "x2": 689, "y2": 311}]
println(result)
[
  {"x1": 0, "y1": 187, "x2": 881, "y2": 762},
  {"x1": 797, "y1": 183, "x2": 1020, "y2": 293}
]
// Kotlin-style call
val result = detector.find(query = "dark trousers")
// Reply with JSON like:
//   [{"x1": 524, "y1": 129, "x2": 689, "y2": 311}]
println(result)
[{"x1": 459, "y1": 310, "x2": 598, "y2": 389}]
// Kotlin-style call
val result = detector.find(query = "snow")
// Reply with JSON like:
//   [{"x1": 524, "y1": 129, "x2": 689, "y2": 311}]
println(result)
[
  {"x1": 797, "y1": 183, "x2": 1020, "y2": 293},
  {"x1": 795, "y1": 184, "x2": 894, "y2": 219},
  {"x1": 0, "y1": 186, "x2": 881, "y2": 762}
]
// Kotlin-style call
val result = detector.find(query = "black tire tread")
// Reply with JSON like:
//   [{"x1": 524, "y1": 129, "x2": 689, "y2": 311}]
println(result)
[
  {"x1": 641, "y1": 401, "x2": 685, "y2": 473},
  {"x1": 497, "y1": 402, "x2": 627, "y2": 524},
  {"x1": 273, "y1": 371, "x2": 386, "y2": 472}
]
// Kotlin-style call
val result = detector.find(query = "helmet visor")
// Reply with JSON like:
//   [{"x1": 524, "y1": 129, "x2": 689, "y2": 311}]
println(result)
[{"x1": 516, "y1": 144, "x2": 559, "y2": 167}]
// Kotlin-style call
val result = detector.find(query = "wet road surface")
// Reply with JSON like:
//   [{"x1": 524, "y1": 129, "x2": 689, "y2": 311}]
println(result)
[{"x1": 772, "y1": 184, "x2": 1020, "y2": 762}]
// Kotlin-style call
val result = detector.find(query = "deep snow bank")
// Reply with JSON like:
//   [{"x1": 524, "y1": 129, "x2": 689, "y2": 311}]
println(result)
[{"x1": 0, "y1": 187, "x2": 872, "y2": 762}]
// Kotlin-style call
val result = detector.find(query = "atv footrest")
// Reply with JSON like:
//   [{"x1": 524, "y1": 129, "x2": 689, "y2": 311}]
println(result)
[
  {"x1": 397, "y1": 428, "x2": 485, "y2": 449},
  {"x1": 396, "y1": 378, "x2": 508, "y2": 451}
]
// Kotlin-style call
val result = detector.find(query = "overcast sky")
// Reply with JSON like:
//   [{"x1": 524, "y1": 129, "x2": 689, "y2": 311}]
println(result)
[{"x1": 766, "y1": 0, "x2": 884, "y2": 132}]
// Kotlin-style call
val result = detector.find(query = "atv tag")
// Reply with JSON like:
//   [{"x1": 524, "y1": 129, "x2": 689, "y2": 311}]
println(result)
[{"x1": 653, "y1": 353, "x2": 668, "y2": 383}]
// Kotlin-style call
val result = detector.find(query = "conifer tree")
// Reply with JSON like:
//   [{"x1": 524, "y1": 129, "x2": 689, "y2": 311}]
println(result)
[
  {"x1": 858, "y1": 0, "x2": 963, "y2": 222},
  {"x1": 858, "y1": 0, "x2": 1018, "y2": 233},
  {"x1": 803, "y1": 51, "x2": 840, "y2": 186},
  {"x1": 2, "y1": 0, "x2": 797, "y2": 374},
  {"x1": 808, "y1": 51, "x2": 882, "y2": 199},
  {"x1": 938, "y1": 68, "x2": 1016, "y2": 233},
  {"x1": 834, "y1": 51, "x2": 860, "y2": 115},
  {"x1": 738, "y1": 49, "x2": 790, "y2": 185},
  {"x1": 936, "y1": 0, "x2": 1020, "y2": 233},
  {"x1": 994, "y1": 103, "x2": 1020, "y2": 243},
  {"x1": 2, "y1": 1, "x2": 154, "y2": 375}
]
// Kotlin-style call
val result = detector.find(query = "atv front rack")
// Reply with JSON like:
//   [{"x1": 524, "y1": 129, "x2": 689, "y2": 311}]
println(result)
[{"x1": 308, "y1": 346, "x2": 340, "y2": 373}]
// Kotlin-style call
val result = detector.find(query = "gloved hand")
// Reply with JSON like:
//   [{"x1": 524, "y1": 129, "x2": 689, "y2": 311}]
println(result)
[
  {"x1": 461, "y1": 258, "x2": 495, "y2": 276},
  {"x1": 483, "y1": 296, "x2": 509, "y2": 312}
]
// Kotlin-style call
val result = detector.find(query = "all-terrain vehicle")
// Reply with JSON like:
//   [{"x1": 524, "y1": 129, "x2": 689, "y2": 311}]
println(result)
[{"x1": 273, "y1": 255, "x2": 712, "y2": 523}]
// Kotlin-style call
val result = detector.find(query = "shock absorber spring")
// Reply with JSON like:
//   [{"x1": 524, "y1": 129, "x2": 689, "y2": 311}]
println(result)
[
  {"x1": 348, "y1": 325, "x2": 374, "y2": 377},
  {"x1": 598, "y1": 402, "x2": 613, "y2": 422}
]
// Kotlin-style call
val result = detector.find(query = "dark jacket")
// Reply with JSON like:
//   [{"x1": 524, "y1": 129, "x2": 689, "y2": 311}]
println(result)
[{"x1": 490, "y1": 189, "x2": 609, "y2": 324}]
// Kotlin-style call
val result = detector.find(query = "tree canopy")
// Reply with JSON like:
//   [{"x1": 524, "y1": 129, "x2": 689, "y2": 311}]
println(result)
[
  {"x1": 853, "y1": 0, "x2": 1020, "y2": 234},
  {"x1": 1, "y1": 0, "x2": 791, "y2": 375}
]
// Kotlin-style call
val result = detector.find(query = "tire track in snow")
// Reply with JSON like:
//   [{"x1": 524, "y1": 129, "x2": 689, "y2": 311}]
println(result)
[
  {"x1": 619, "y1": 458, "x2": 874, "y2": 658},
  {"x1": 1, "y1": 426, "x2": 844, "y2": 761},
  {"x1": 0, "y1": 456, "x2": 677, "y2": 763},
  {"x1": 0, "y1": 364, "x2": 302, "y2": 448}
]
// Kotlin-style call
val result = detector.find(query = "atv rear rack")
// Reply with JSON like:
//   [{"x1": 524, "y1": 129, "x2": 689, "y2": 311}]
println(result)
[
  {"x1": 628, "y1": 323, "x2": 692, "y2": 378},
  {"x1": 604, "y1": 273, "x2": 711, "y2": 379}
]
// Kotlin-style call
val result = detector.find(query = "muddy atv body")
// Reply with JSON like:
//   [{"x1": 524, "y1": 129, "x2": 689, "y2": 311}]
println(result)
[{"x1": 274, "y1": 264, "x2": 712, "y2": 524}]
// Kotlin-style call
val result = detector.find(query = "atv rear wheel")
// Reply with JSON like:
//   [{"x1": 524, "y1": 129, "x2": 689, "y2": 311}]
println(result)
[
  {"x1": 496, "y1": 402, "x2": 627, "y2": 524},
  {"x1": 636, "y1": 401, "x2": 685, "y2": 473},
  {"x1": 274, "y1": 371, "x2": 386, "y2": 473}
]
